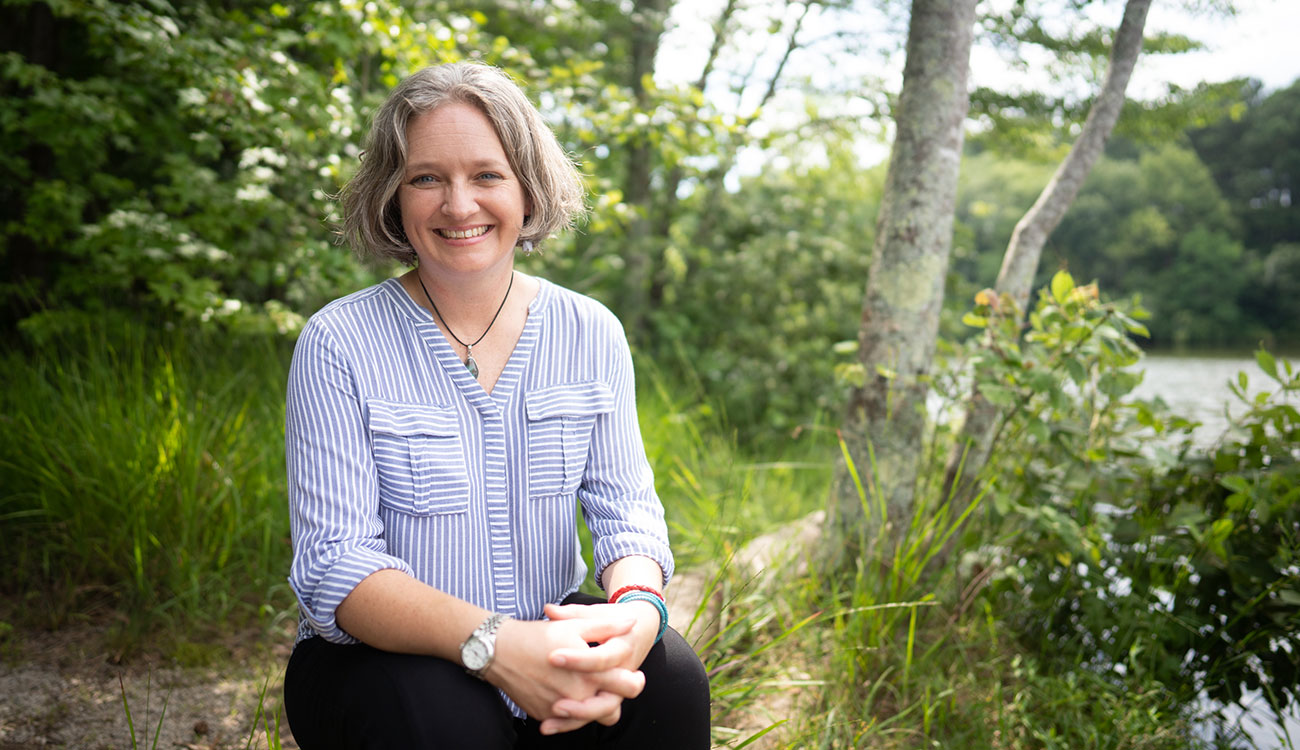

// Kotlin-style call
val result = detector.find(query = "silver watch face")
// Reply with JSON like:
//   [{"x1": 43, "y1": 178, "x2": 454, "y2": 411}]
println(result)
[{"x1": 463, "y1": 637, "x2": 491, "y2": 671}]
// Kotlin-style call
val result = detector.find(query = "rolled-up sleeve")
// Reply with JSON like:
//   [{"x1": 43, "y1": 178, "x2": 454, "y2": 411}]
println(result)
[
  {"x1": 286, "y1": 317, "x2": 414, "y2": 643},
  {"x1": 579, "y1": 318, "x2": 674, "y2": 589}
]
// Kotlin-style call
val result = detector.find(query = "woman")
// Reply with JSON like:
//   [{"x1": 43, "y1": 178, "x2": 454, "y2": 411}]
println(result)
[{"x1": 283, "y1": 62, "x2": 710, "y2": 748}]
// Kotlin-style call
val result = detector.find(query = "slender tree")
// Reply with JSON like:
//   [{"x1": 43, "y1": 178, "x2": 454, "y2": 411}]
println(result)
[
  {"x1": 619, "y1": 0, "x2": 673, "y2": 335},
  {"x1": 829, "y1": 0, "x2": 978, "y2": 552},
  {"x1": 942, "y1": 0, "x2": 1154, "y2": 506}
]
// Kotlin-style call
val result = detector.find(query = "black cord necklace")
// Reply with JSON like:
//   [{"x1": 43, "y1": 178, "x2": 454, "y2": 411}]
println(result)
[{"x1": 417, "y1": 270, "x2": 514, "y2": 379}]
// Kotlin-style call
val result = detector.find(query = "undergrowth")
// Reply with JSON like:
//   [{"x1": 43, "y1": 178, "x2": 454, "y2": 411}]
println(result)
[
  {"x1": 0, "y1": 323, "x2": 297, "y2": 651},
  {"x1": 6, "y1": 304, "x2": 1297, "y2": 748}
]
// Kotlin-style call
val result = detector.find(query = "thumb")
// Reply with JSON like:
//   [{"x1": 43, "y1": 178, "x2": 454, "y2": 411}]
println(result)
[{"x1": 544, "y1": 602, "x2": 591, "y2": 621}]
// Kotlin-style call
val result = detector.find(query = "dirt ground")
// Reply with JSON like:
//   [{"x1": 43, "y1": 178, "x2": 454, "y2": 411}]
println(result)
[
  {"x1": 0, "y1": 623, "x2": 298, "y2": 750},
  {"x1": 0, "y1": 584, "x2": 796, "y2": 750}
]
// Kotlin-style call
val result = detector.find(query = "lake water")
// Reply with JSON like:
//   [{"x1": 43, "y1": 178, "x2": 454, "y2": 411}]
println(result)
[
  {"x1": 1129, "y1": 353, "x2": 1274, "y2": 447},
  {"x1": 1131, "y1": 352, "x2": 1299, "y2": 748}
]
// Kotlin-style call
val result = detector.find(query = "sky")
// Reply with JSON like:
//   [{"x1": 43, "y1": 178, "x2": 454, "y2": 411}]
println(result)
[
  {"x1": 656, "y1": 0, "x2": 1300, "y2": 170},
  {"x1": 1132, "y1": 0, "x2": 1300, "y2": 96},
  {"x1": 660, "y1": 0, "x2": 1300, "y2": 92}
]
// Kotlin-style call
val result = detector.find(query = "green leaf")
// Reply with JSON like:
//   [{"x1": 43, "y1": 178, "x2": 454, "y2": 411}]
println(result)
[
  {"x1": 1065, "y1": 358, "x2": 1087, "y2": 385},
  {"x1": 1256, "y1": 348, "x2": 1279, "y2": 382},
  {"x1": 1219, "y1": 475, "x2": 1251, "y2": 494},
  {"x1": 981, "y1": 384, "x2": 1017, "y2": 408},
  {"x1": 1050, "y1": 270, "x2": 1075, "y2": 304},
  {"x1": 962, "y1": 312, "x2": 989, "y2": 328}
]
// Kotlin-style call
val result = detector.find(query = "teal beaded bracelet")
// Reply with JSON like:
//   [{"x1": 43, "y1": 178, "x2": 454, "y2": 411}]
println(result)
[{"x1": 615, "y1": 589, "x2": 669, "y2": 644}]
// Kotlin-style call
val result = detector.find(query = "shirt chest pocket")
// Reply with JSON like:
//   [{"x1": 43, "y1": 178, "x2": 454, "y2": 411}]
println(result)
[
  {"x1": 366, "y1": 400, "x2": 470, "y2": 516},
  {"x1": 524, "y1": 382, "x2": 616, "y2": 498}
]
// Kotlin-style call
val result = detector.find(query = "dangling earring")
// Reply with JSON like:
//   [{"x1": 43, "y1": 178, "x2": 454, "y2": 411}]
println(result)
[{"x1": 519, "y1": 214, "x2": 535, "y2": 254}]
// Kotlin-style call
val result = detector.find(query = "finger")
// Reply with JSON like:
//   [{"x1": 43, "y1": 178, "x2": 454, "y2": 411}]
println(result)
[
  {"x1": 550, "y1": 637, "x2": 631, "y2": 670},
  {"x1": 539, "y1": 716, "x2": 590, "y2": 736},
  {"x1": 550, "y1": 690, "x2": 625, "y2": 724},
  {"x1": 581, "y1": 667, "x2": 645, "y2": 700},
  {"x1": 571, "y1": 617, "x2": 636, "y2": 644},
  {"x1": 596, "y1": 704, "x2": 622, "y2": 727},
  {"x1": 543, "y1": 602, "x2": 589, "y2": 621},
  {"x1": 545, "y1": 604, "x2": 637, "y2": 639}
]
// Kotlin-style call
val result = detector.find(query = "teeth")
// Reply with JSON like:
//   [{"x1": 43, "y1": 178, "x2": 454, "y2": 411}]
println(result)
[{"x1": 439, "y1": 226, "x2": 490, "y2": 239}]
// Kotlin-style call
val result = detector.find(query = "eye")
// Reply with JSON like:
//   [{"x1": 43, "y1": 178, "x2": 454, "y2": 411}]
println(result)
[
  {"x1": 409, "y1": 175, "x2": 437, "y2": 186},
  {"x1": 477, "y1": 172, "x2": 504, "y2": 181}
]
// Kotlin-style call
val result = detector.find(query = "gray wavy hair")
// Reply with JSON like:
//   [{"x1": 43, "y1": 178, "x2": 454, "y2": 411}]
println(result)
[{"x1": 340, "y1": 62, "x2": 586, "y2": 264}]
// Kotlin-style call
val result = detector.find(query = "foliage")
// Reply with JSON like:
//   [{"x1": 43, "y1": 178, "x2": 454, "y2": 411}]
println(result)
[
  {"x1": 700, "y1": 273, "x2": 1229, "y2": 748},
  {"x1": 1189, "y1": 78, "x2": 1300, "y2": 252},
  {"x1": 5, "y1": 0, "x2": 1297, "y2": 438},
  {"x1": 4, "y1": 308, "x2": 1295, "y2": 745},
  {"x1": 0, "y1": 320, "x2": 843, "y2": 746},
  {"x1": 729, "y1": 279, "x2": 1214, "y2": 747},
  {"x1": 1111, "y1": 349, "x2": 1300, "y2": 716},
  {"x1": 1050, "y1": 144, "x2": 1251, "y2": 347},
  {"x1": 0, "y1": 0, "x2": 429, "y2": 337},
  {"x1": 958, "y1": 271, "x2": 1299, "y2": 741},
  {"x1": 954, "y1": 143, "x2": 1272, "y2": 348},
  {"x1": 1188, "y1": 77, "x2": 1300, "y2": 345},
  {"x1": 641, "y1": 137, "x2": 883, "y2": 434},
  {"x1": 0, "y1": 326, "x2": 295, "y2": 639}
]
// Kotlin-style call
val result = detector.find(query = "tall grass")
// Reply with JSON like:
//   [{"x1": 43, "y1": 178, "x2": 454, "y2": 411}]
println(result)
[
  {"x1": 1, "y1": 325, "x2": 1252, "y2": 748},
  {"x1": 769, "y1": 445, "x2": 1203, "y2": 749},
  {"x1": 0, "y1": 325, "x2": 295, "y2": 641}
]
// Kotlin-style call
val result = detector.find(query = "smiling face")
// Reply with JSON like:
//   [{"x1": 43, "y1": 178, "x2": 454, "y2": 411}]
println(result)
[{"x1": 398, "y1": 101, "x2": 531, "y2": 281}]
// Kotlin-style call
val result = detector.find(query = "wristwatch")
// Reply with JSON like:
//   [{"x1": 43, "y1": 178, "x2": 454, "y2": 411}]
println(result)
[{"x1": 460, "y1": 612, "x2": 507, "y2": 679}]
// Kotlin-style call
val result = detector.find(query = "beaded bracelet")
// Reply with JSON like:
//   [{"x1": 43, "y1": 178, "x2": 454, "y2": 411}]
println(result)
[
  {"x1": 615, "y1": 590, "x2": 669, "y2": 644},
  {"x1": 607, "y1": 584, "x2": 665, "y2": 605}
]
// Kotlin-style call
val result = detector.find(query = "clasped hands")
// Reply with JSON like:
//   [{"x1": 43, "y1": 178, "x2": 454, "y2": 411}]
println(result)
[{"x1": 485, "y1": 600, "x2": 660, "y2": 735}]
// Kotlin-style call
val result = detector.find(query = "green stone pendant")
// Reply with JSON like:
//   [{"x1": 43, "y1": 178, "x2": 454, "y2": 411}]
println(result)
[{"x1": 465, "y1": 349, "x2": 479, "y2": 378}]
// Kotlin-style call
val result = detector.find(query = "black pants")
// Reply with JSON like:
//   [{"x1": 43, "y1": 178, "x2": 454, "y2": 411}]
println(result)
[{"x1": 284, "y1": 593, "x2": 711, "y2": 749}]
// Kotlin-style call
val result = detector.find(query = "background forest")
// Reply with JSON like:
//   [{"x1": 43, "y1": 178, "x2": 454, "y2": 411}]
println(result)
[
  {"x1": 1, "y1": 0, "x2": 1298, "y2": 748},
  {"x1": 3, "y1": 0, "x2": 1297, "y2": 432}
]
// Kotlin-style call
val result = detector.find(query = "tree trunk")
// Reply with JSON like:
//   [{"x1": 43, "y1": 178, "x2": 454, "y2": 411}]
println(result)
[
  {"x1": 941, "y1": 0, "x2": 1153, "y2": 506},
  {"x1": 829, "y1": 0, "x2": 978, "y2": 556},
  {"x1": 620, "y1": 0, "x2": 671, "y2": 336}
]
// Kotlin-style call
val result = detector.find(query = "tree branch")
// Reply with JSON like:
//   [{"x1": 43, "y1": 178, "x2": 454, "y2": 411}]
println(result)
[
  {"x1": 995, "y1": 0, "x2": 1154, "y2": 313},
  {"x1": 941, "y1": 0, "x2": 1155, "y2": 515},
  {"x1": 696, "y1": 0, "x2": 740, "y2": 92}
]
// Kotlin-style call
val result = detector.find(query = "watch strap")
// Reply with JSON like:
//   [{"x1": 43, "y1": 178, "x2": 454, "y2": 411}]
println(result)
[{"x1": 462, "y1": 612, "x2": 506, "y2": 678}]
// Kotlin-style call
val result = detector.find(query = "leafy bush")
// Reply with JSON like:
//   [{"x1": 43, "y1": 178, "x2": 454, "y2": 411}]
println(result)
[
  {"x1": 0, "y1": 0, "x2": 498, "y2": 338},
  {"x1": 961, "y1": 272, "x2": 1300, "y2": 738}
]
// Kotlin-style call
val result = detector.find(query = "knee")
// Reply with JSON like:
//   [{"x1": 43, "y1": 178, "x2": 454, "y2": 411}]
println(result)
[
  {"x1": 614, "y1": 630, "x2": 710, "y2": 746},
  {"x1": 287, "y1": 640, "x2": 515, "y2": 749},
  {"x1": 348, "y1": 652, "x2": 514, "y2": 747},
  {"x1": 643, "y1": 628, "x2": 711, "y2": 711}
]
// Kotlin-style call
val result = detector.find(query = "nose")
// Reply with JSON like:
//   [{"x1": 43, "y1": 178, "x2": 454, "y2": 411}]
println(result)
[{"x1": 441, "y1": 181, "x2": 477, "y2": 219}]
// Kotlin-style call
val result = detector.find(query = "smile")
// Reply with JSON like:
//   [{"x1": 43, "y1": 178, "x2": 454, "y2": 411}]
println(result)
[{"x1": 438, "y1": 226, "x2": 491, "y2": 239}]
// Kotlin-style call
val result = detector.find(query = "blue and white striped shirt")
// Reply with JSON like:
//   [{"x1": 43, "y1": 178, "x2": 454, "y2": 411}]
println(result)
[{"x1": 286, "y1": 276, "x2": 673, "y2": 646}]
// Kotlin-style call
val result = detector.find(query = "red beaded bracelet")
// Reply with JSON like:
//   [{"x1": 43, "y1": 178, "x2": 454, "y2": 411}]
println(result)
[{"x1": 608, "y1": 584, "x2": 665, "y2": 605}]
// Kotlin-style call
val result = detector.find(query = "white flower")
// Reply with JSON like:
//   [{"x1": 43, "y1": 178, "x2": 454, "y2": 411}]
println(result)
[
  {"x1": 179, "y1": 88, "x2": 206, "y2": 107},
  {"x1": 236, "y1": 184, "x2": 272, "y2": 202}
]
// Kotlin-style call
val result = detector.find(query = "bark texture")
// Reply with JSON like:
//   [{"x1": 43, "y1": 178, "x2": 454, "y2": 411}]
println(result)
[
  {"x1": 830, "y1": 0, "x2": 978, "y2": 551},
  {"x1": 942, "y1": 0, "x2": 1153, "y2": 505},
  {"x1": 620, "y1": 0, "x2": 672, "y2": 335}
]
